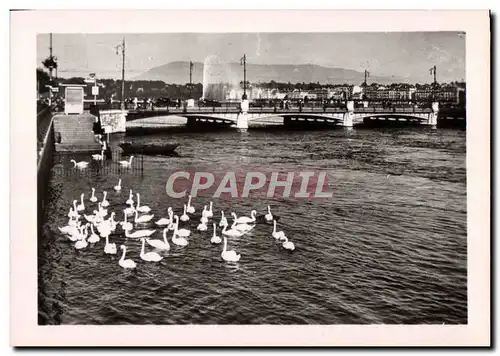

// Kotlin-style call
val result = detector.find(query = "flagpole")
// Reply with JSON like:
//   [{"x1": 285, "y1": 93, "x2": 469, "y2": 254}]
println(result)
[{"x1": 241, "y1": 54, "x2": 247, "y2": 100}]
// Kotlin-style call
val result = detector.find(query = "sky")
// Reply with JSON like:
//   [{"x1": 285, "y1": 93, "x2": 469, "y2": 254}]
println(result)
[{"x1": 37, "y1": 32, "x2": 465, "y2": 83}]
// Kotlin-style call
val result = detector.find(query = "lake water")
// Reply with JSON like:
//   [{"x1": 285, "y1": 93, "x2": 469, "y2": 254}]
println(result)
[{"x1": 38, "y1": 121, "x2": 467, "y2": 325}]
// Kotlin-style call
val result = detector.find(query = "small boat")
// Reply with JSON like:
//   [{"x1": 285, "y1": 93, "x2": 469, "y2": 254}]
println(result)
[{"x1": 119, "y1": 142, "x2": 179, "y2": 156}]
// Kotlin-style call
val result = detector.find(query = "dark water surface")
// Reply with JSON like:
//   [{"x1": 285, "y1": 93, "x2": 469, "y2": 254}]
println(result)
[{"x1": 38, "y1": 125, "x2": 467, "y2": 325}]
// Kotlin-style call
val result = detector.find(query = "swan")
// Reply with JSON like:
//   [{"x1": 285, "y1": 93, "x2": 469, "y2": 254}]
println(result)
[
  {"x1": 282, "y1": 236, "x2": 295, "y2": 251},
  {"x1": 105, "y1": 212, "x2": 117, "y2": 232},
  {"x1": 172, "y1": 228, "x2": 188, "y2": 247},
  {"x1": 272, "y1": 220, "x2": 285, "y2": 240},
  {"x1": 136, "y1": 193, "x2": 151, "y2": 213},
  {"x1": 101, "y1": 191, "x2": 109, "y2": 208},
  {"x1": 75, "y1": 236, "x2": 88, "y2": 250},
  {"x1": 89, "y1": 188, "x2": 98, "y2": 203},
  {"x1": 67, "y1": 217, "x2": 79, "y2": 227},
  {"x1": 155, "y1": 208, "x2": 172, "y2": 226},
  {"x1": 70, "y1": 200, "x2": 79, "y2": 218},
  {"x1": 221, "y1": 236, "x2": 241, "y2": 262},
  {"x1": 119, "y1": 210, "x2": 133, "y2": 231},
  {"x1": 91, "y1": 149, "x2": 105, "y2": 161},
  {"x1": 97, "y1": 202, "x2": 108, "y2": 217},
  {"x1": 173, "y1": 215, "x2": 191, "y2": 237},
  {"x1": 119, "y1": 155, "x2": 134, "y2": 168},
  {"x1": 119, "y1": 245, "x2": 137, "y2": 269},
  {"x1": 84, "y1": 210, "x2": 101, "y2": 224},
  {"x1": 125, "y1": 189, "x2": 134, "y2": 205},
  {"x1": 222, "y1": 221, "x2": 244, "y2": 237},
  {"x1": 76, "y1": 193, "x2": 85, "y2": 212},
  {"x1": 234, "y1": 222, "x2": 255, "y2": 233},
  {"x1": 219, "y1": 211, "x2": 228, "y2": 228},
  {"x1": 67, "y1": 207, "x2": 75, "y2": 219},
  {"x1": 210, "y1": 223, "x2": 222, "y2": 244},
  {"x1": 125, "y1": 227, "x2": 156, "y2": 239},
  {"x1": 186, "y1": 195, "x2": 195, "y2": 214},
  {"x1": 104, "y1": 234, "x2": 117, "y2": 254},
  {"x1": 96, "y1": 219, "x2": 112, "y2": 237},
  {"x1": 87, "y1": 224, "x2": 100, "y2": 243},
  {"x1": 124, "y1": 201, "x2": 135, "y2": 215},
  {"x1": 70, "y1": 159, "x2": 89, "y2": 169},
  {"x1": 146, "y1": 228, "x2": 171, "y2": 250},
  {"x1": 134, "y1": 210, "x2": 154, "y2": 224},
  {"x1": 180, "y1": 204, "x2": 189, "y2": 222},
  {"x1": 201, "y1": 205, "x2": 208, "y2": 218},
  {"x1": 140, "y1": 238, "x2": 163, "y2": 262},
  {"x1": 232, "y1": 210, "x2": 257, "y2": 224},
  {"x1": 114, "y1": 178, "x2": 122, "y2": 192},
  {"x1": 197, "y1": 221, "x2": 208, "y2": 231},
  {"x1": 58, "y1": 224, "x2": 79, "y2": 236},
  {"x1": 206, "y1": 201, "x2": 214, "y2": 218},
  {"x1": 265, "y1": 205, "x2": 273, "y2": 222},
  {"x1": 200, "y1": 215, "x2": 208, "y2": 225}
]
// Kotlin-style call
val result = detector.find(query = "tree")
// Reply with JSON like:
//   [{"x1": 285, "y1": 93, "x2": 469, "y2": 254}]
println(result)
[{"x1": 36, "y1": 68, "x2": 51, "y2": 93}]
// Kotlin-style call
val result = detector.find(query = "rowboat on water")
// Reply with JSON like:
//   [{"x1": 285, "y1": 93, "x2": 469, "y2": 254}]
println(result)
[{"x1": 119, "y1": 142, "x2": 179, "y2": 156}]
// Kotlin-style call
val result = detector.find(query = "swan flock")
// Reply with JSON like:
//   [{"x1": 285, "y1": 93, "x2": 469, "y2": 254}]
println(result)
[{"x1": 58, "y1": 178, "x2": 296, "y2": 270}]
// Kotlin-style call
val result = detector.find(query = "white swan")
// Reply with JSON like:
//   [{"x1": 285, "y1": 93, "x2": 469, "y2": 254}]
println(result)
[
  {"x1": 146, "y1": 228, "x2": 171, "y2": 250},
  {"x1": 70, "y1": 200, "x2": 79, "y2": 218},
  {"x1": 172, "y1": 228, "x2": 188, "y2": 247},
  {"x1": 124, "y1": 201, "x2": 135, "y2": 216},
  {"x1": 101, "y1": 191, "x2": 109, "y2": 208},
  {"x1": 76, "y1": 193, "x2": 85, "y2": 212},
  {"x1": 125, "y1": 227, "x2": 156, "y2": 239},
  {"x1": 201, "y1": 205, "x2": 208, "y2": 218},
  {"x1": 92, "y1": 149, "x2": 105, "y2": 161},
  {"x1": 119, "y1": 210, "x2": 133, "y2": 231},
  {"x1": 173, "y1": 215, "x2": 191, "y2": 237},
  {"x1": 272, "y1": 219, "x2": 285, "y2": 240},
  {"x1": 114, "y1": 178, "x2": 122, "y2": 192},
  {"x1": 75, "y1": 236, "x2": 88, "y2": 250},
  {"x1": 96, "y1": 219, "x2": 112, "y2": 237},
  {"x1": 155, "y1": 209, "x2": 172, "y2": 226},
  {"x1": 104, "y1": 235, "x2": 117, "y2": 254},
  {"x1": 234, "y1": 222, "x2": 255, "y2": 233},
  {"x1": 58, "y1": 224, "x2": 79, "y2": 237},
  {"x1": 211, "y1": 223, "x2": 222, "y2": 244},
  {"x1": 70, "y1": 159, "x2": 89, "y2": 169},
  {"x1": 219, "y1": 211, "x2": 228, "y2": 228},
  {"x1": 136, "y1": 193, "x2": 151, "y2": 213},
  {"x1": 119, "y1": 245, "x2": 137, "y2": 269},
  {"x1": 89, "y1": 188, "x2": 98, "y2": 203},
  {"x1": 97, "y1": 202, "x2": 108, "y2": 217},
  {"x1": 222, "y1": 221, "x2": 244, "y2": 237},
  {"x1": 197, "y1": 221, "x2": 208, "y2": 231},
  {"x1": 87, "y1": 224, "x2": 100, "y2": 243},
  {"x1": 125, "y1": 189, "x2": 134, "y2": 205},
  {"x1": 134, "y1": 210, "x2": 154, "y2": 224},
  {"x1": 282, "y1": 236, "x2": 295, "y2": 251},
  {"x1": 180, "y1": 204, "x2": 190, "y2": 222},
  {"x1": 265, "y1": 205, "x2": 273, "y2": 222},
  {"x1": 186, "y1": 195, "x2": 195, "y2": 214},
  {"x1": 206, "y1": 201, "x2": 214, "y2": 218},
  {"x1": 119, "y1": 155, "x2": 134, "y2": 168},
  {"x1": 232, "y1": 210, "x2": 257, "y2": 224},
  {"x1": 221, "y1": 236, "x2": 241, "y2": 262},
  {"x1": 140, "y1": 238, "x2": 163, "y2": 262},
  {"x1": 106, "y1": 212, "x2": 117, "y2": 232}
]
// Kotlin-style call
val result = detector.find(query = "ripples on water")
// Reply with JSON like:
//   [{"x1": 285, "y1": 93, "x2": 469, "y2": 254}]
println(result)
[{"x1": 38, "y1": 125, "x2": 467, "y2": 325}]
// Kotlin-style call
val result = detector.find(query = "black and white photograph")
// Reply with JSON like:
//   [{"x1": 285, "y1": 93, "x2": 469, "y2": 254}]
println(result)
[{"x1": 11, "y1": 9, "x2": 490, "y2": 347}]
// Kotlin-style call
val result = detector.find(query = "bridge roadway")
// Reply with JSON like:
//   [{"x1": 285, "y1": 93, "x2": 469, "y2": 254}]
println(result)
[{"x1": 125, "y1": 105, "x2": 443, "y2": 128}]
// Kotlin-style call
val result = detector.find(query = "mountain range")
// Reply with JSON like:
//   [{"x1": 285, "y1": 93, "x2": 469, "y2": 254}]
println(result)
[{"x1": 134, "y1": 61, "x2": 404, "y2": 85}]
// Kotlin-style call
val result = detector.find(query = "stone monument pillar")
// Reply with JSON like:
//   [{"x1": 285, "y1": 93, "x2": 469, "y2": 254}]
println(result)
[
  {"x1": 237, "y1": 99, "x2": 249, "y2": 129},
  {"x1": 343, "y1": 100, "x2": 354, "y2": 127}
]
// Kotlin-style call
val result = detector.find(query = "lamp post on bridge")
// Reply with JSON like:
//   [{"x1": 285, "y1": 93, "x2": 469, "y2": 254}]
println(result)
[{"x1": 115, "y1": 37, "x2": 126, "y2": 110}]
